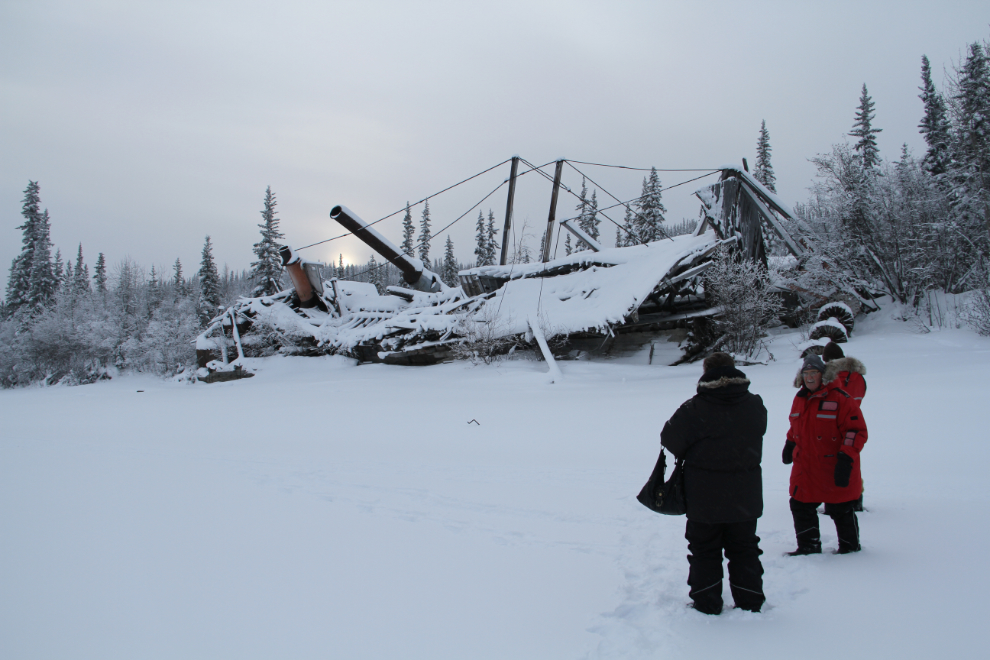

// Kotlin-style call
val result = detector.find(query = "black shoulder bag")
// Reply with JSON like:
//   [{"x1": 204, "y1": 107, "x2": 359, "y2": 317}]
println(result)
[{"x1": 636, "y1": 449, "x2": 687, "y2": 516}]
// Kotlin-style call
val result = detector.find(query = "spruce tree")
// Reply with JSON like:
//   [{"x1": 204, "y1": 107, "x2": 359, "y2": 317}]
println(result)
[
  {"x1": 5, "y1": 181, "x2": 43, "y2": 312},
  {"x1": 849, "y1": 84, "x2": 882, "y2": 170},
  {"x1": 485, "y1": 210, "x2": 499, "y2": 265},
  {"x1": 474, "y1": 210, "x2": 488, "y2": 266},
  {"x1": 73, "y1": 243, "x2": 90, "y2": 293},
  {"x1": 401, "y1": 203, "x2": 415, "y2": 257},
  {"x1": 172, "y1": 258, "x2": 184, "y2": 297},
  {"x1": 250, "y1": 186, "x2": 284, "y2": 297},
  {"x1": 148, "y1": 264, "x2": 162, "y2": 311},
  {"x1": 617, "y1": 205, "x2": 636, "y2": 247},
  {"x1": 338, "y1": 254, "x2": 344, "y2": 279},
  {"x1": 919, "y1": 55, "x2": 952, "y2": 176},
  {"x1": 418, "y1": 200, "x2": 432, "y2": 263},
  {"x1": 94, "y1": 253, "x2": 108, "y2": 293},
  {"x1": 368, "y1": 254, "x2": 383, "y2": 293},
  {"x1": 952, "y1": 42, "x2": 990, "y2": 238},
  {"x1": 574, "y1": 178, "x2": 590, "y2": 251},
  {"x1": 564, "y1": 233, "x2": 572, "y2": 256},
  {"x1": 753, "y1": 120, "x2": 777, "y2": 192},
  {"x1": 28, "y1": 209, "x2": 56, "y2": 307},
  {"x1": 198, "y1": 236, "x2": 221, "y2": 325},
  {"x1": 635, "y1": 168, "x2": 667, "y2": 243},
  {"x1": 578, "y1": 190, "x2": 600, "y2": 246},
  {"x1": 52, "y1": 249, "x2": 64, "y2": 294},
  {"x1": 442, "y1": 235, "x2": 458, "y2": 286}
]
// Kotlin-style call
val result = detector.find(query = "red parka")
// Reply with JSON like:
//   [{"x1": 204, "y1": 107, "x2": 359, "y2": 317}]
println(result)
[{"x1": 787, "y1": 372, "x2": 868, "y2": 504}]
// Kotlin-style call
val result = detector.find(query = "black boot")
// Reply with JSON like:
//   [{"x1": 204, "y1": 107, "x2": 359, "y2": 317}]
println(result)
[
  {"x1": 826, "y1": 500, "x2": 861, "y2": 553},
  {"x1": 789, "y1": 498, "x2": 822, "y2": 556},
  {"x1": 786, "y1": 542, "x2": 822, "y2": 556}
]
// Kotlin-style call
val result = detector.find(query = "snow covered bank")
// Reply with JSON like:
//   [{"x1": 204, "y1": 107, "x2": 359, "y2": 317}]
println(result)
[{"x1": 2, "y1": 310, "x2": 988, "y2": 659}]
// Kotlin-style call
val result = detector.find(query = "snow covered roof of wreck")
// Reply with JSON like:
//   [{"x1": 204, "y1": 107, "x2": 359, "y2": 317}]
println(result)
[{"x1": 467, "y1": 233, "x2": 719, "y2": 337}]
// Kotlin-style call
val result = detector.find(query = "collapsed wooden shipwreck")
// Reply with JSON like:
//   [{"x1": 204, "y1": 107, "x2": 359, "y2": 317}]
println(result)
[{"x1": 196, "y1": 161, "x2": 870, "y2": 376}]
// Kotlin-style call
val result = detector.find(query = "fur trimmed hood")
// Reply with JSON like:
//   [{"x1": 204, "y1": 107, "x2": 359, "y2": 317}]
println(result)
[
  {"x1": 698, "y1": 365, "x2": 750, "y2": 390},
  {"x1": 793, "y1": 355, "x2": 867, "y2": 388},
  {"x1": 698, "y1": 375, "x2": 751, "y2": 390}
]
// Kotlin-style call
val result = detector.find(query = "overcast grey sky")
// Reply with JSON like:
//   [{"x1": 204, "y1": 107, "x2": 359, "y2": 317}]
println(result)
[{"x1": 2, "y1": 1, "x2": 988, "y2": 289}]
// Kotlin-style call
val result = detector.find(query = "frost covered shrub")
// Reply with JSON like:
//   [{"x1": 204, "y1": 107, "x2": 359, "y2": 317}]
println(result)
[
  {"x1": 452, "y1": 312, "x2": 517, "y2": 365},
  {"x1": 703, "y1": 247, "x2": 783, "y2": 359},
  {"x1": 965, "y1": 286, "x2": 990, "y2": 336},
  {"x1": 137, "y1": 299, "x2": 198, "y2": 375}
]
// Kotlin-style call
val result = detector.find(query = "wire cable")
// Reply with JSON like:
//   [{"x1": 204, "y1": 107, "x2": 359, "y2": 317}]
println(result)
[
  {"x1": 565, "y1": 159, "x2": 719, "y2": 172},
  {"x1": 336, "y1": 160, "x2": 548, "y2": 282},
  {"x1": 296, "y1": 157, "x2": 512, "y2": 251}
]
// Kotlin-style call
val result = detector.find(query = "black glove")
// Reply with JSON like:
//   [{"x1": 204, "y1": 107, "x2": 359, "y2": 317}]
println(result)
[
  {"x1": 834, "y1": 452, "x2": 854, "y2": 488},
  {"x1": 782, "y1": 440, "x2": 795, "y2": 465}
]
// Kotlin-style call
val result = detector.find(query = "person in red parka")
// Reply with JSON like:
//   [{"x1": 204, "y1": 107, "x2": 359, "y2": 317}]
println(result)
[
  {"x1": 782, "y1": 354, "x2": 868, "y2": 554},
  {"x1": 822, "y1": 342, "x2": 867, "y2": 511}
]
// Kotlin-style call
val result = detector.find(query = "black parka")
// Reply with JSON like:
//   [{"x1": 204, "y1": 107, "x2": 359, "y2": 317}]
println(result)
[{"x1": 660, "y1": 366, "x2": 767, "y2": 523}]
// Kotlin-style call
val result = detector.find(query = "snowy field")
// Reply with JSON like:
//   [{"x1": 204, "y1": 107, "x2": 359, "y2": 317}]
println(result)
[{"x1": 2, "y1": 306, "x2": 989, "y2": 659}]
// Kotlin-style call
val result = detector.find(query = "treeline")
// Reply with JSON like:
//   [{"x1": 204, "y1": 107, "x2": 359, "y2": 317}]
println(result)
[
  {"x1": 0, "y1": 183, "x2": 255, "y2": 386},
  {"x1": 784, "y1": 40, "x2": 990, "y2": 310}
]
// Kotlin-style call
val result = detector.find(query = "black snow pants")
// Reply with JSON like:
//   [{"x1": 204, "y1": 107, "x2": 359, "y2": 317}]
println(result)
[
  {"x1": 789, "y1": 498, "x2": 860, "y2": 553},
  {"x1": 685, "y1": 519, "x2": 765, "y2": 614}
]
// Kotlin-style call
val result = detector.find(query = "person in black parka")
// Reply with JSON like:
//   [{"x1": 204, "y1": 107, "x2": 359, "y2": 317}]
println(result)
[{"x1": 660, "y1": 352, "x2": 768, "y2": 615}]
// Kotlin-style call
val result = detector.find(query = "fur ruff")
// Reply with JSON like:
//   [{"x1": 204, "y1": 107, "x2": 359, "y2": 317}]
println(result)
[
  {"x1": 698, "y1": 376, "x2": 750, "y2": 390},
  {"x1": 793, "y1": 356, "x2": 866, "y2": 388}
]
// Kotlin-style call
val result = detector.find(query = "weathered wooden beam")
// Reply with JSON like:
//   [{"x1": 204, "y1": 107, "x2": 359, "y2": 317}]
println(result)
[
  {"x1": 542, "y1": 160, "x2": 564, "y2": 263},
  {"x1": 499, "y1": 157, "x2": 520, "y2": 266},
  {"x1": 737, "y1": 181, "x2": 805, "y2": 257}
]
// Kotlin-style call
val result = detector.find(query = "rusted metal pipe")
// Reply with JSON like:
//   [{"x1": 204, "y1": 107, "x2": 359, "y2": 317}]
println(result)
[{"x1": 279, "y1": 245, "x2": 317, "y2": 308}]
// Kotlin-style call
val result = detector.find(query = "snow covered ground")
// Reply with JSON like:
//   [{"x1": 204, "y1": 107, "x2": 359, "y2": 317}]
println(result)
[{"x1": 2, "y1": 305, "x2": 988, "y2": 659}]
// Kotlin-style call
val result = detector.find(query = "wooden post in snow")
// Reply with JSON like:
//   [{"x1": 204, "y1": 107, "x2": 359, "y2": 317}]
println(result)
[
  {"x1": 499, "y1": 156, "x2": 520, "y2": 266},
  {"x1": 542, "y1": 160, "x2": 564, "y2": 263}
]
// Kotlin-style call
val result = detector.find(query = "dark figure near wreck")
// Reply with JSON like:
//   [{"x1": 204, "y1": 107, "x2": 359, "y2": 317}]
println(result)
[{"x1": 660, "y1": 352, "x2": 768, "y2": 615}]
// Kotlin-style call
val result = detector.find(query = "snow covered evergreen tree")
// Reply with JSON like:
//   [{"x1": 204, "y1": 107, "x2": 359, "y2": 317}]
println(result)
[
  {"x1": 197, "y1": 236, "x2": 221, "y2": 325},
  {"x1": 850, "y1": 84, "x2": 882, "y2": 170},
  {"x1": 52, "y1": 249, "x2": 64, "y2": 294},
  {"x1": 148, "y1": 264, "x2": 162, "y2": 311},
  {"x1": 617, "y1": 205, "x2": 636, "y2": 247},
  {"x1": 27, "y1": 209, "x2": 57, "y2": 309},
  {"x1": 368, "y1": 254, "x2": 384, "y2": 293},
  {"x1": 474, "y1": 211, "x2": 488, "y2": 266},
  {"x1": 250, "y1": 186, "x2": 284, "y2": 297},
  {"x1": 72, "y1": 244, "x2": 90, "y2": 294},
  {"x1": 442, "y1": 235, "x2": 458, "y2": 286},
  {"x1": 919, "y1": 55, "x2": 952, "y2": 176},
  {"x1": 5, "y1": 181, "x2": 44, "y2": 314},
  {"x1": 172, "y1": 258, "x2": 185, "y2": 297},
  {"x1": 951, "y1": 41, "x2": 990, "y2": 239},
  {"x1": 577, "y1": 190, "x2": 600, "y2": 248},
  {"x1": 753, "y1": 120, "x2": 777, "y2": 192},
  {"x1": 634, "y1": 167, "x2": 666, "y2": 243},
  {"x1": 94, "y1": 253, "x2": 108, "y2": 293},
  {"x1": 485, "y1": 210, "x2": 499, "y2": 265},
  {"x1": 574, "y1": 178, "x2": 591, "y2": 251},
  {"x1": 401, "y1": 203, "x2": 415, "y2": 257},
  {"x1": 564, "y1": 233, "x2": 572, "y2": 256},
  {"x1": 418, "y1": 200, "x2": 432, "y2": 263}
]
